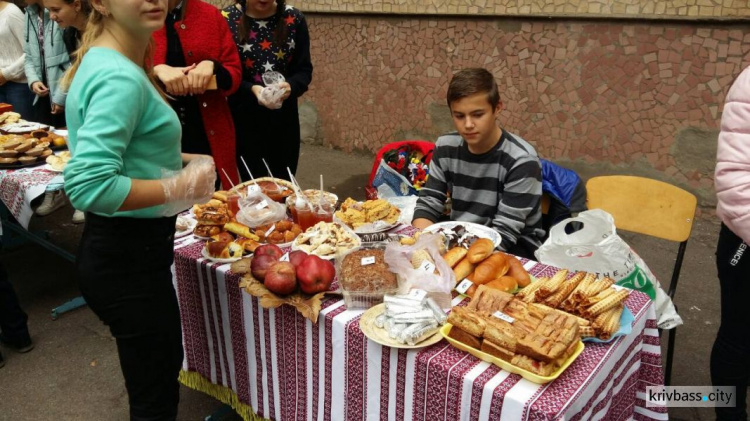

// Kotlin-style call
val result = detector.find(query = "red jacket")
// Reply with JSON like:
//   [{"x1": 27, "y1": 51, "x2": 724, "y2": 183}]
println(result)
[{"x1": 153, "y1": 0, "x2": 242, "y2": 188}]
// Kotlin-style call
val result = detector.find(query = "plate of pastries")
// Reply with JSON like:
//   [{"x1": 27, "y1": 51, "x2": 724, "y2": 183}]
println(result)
[
  {"x1": 442, "y1": 285, "x2": 584, "y2": 384},
  {"x1": 0, "y1": 132, "x2": 55, "y2": 168},
  {"x1": 333, "y1": 198, "x2": 401, "y2": 234}
]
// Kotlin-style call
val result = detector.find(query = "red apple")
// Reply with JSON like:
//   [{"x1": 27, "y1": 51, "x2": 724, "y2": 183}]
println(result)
[
  {"x1": 288, "y1": 250, "x2": 308, "y2": 268},
  {"x1": 296, "y1": 255, "x2": 336, "y2": 295},
  {"x1": 255, "y1": 243, "x2": 284, "y2": 260},
  {"x1": 264, "y1": 261, "x2": 297, "y2": 295},
  {"x1": 251, "y1": 254, "x2": 278, "y2": 281}
]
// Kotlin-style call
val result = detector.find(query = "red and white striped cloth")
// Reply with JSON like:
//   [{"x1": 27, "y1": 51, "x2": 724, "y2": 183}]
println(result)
[
  {"x1": 173, "y1": 237, "x2": 668, "y2": 421},
  {"x1": 0, "y1": 166, "x2": 58, "y2": 229}
]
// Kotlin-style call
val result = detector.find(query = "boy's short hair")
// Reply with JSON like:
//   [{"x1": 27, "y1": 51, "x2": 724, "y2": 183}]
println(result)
[{"x1": 447, "y1": 68, "x2": 500, "y2": 108}]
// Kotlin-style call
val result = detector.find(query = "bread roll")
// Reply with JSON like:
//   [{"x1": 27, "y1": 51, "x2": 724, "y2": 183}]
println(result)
[
  {"x1": 504, "y1": 253, "x2": 531, "y2": 287},
  {"x1": 472, "y1": 252, "x2": 510, "y2": 285},
  {"x1": 452, "y1": 257, "x2": 476, "y2": 281},
  {"x1": 224, "y1": 221, "x2": 260, "y2": 241},
  {"x1": 442, "y1": 247, "x2": 468, "y2": 268},
  {"x1": 213, "y1": 190, "x2": 230, "y2": 202},
  {"x1": 467, "y1": 238, "x2": 495, "y2": 264},
  {"x1": 485, "y1": 276, "x2": 518, "y2": 293}
]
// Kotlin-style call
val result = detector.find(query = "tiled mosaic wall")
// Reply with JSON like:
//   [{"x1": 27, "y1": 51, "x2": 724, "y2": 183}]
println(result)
[
  {"x1": 303, "y1": 16, "x2": 750, "y2": 203},
  {"x1": 300, "y1": 0, "x2": 750, "y2": 19}
]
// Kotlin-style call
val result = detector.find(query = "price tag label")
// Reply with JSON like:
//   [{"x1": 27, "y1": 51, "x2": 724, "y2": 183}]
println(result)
[
  {"x1": 418, "y1": 260, "x2": 436, "y2": 273},
  {"x1": 279, "y1": 252, "x2": 290, "y2": 262},
  {"x1": 455, "y1": 279, "x2": 473, "y2": 294},
  {"x1": 248, "y1": 185, "x2": 261, "y2": 193},
  {"x1": 361, "y1": 256, "x2": 376, "y2": 266},
  {"x1": 264, "y1": 224, "x2": 276, "y2": 238},
  {"x1": 255, "y1": 200, "x2": 269, "y2": 210},
  {"x1": 406, "y1": 289, "x2": 427, "y2": 302},
  {"x1": 492, "y1": 311, "x2": 515, "y2": 324}
]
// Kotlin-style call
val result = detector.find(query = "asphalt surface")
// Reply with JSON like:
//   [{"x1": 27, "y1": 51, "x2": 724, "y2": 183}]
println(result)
[{"x1": 0, "y1": 143, "x2": 732, "y2": 420}]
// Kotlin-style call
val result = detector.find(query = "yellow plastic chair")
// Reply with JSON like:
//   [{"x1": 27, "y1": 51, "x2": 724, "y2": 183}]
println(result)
[{"x1": 586, "y1": 175, "x2": 697, "y2": 386}]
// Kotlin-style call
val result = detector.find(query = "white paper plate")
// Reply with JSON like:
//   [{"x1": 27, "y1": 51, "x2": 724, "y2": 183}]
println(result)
[
  {"x1": 43, "y1": 164, "x2": 63, "y2": 173},
  {"x1": 333, "y1": 215, "x2": 399, "y2": 234},
  {"x1": 175, "y1": 216, "x2": 198, "y2": 238},
  {"x1": 52, "y1": 129, "x2": 68, "y2": 137},
  {"x1": 201, "y1": 247, "x2": 242, "y2": 263},
  {"x1": 423, "y1": 221, "x2": 502, "y2": 249}
]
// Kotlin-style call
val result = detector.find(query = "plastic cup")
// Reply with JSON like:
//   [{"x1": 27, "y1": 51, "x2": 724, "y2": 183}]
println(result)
[
  {"x1": 297, "y1": 203, "x2": 316, "y2": 231},
  {"x1": 313, "y1": 203, "x2": 334, "y2": 225},
  {"x1": 227, "y1": 195, "x2": 240, "y2": 216}
]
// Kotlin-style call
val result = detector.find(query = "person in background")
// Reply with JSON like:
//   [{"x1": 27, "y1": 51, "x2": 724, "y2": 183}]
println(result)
[
  {"x1": 412, "y1": 68, "x2": 545, "y2": 260},
  {"x1": 152, "y1": 0, "x2": 242, "y2": 189},
  {"x1": 38, "y1": 0, "x2": 90, "y2": 224},
  {"x1": 0, "y1": 256, "x2": 34, "y2": 369},
  {"x1": 0, "y1": 0, "x2": 35, "y2": 119},
  {"x1": 23, "y1": 0, "x2": 69, "y2": 127},
  {"x1": 713, "y1": 65, "x2": 750, "y2": 421},
  {"x1": 223, "y1": 0, "x2": 312, "y2": 181},
  {"x1": 60, "y1": 0, "x2": 216, "y2": 415}
]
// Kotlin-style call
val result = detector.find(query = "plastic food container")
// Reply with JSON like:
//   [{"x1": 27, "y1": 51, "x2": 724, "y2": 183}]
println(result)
[
  {"x1": 336, "y1": 245, "x2": 400, "y2": 309},
  {"x1": 440, "y1": 323, "x2": 584, "y2": 384}
]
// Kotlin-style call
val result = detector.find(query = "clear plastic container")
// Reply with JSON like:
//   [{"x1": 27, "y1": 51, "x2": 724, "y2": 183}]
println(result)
[{"x1": 336, "y1": 244, "x2": 400, "y2": 309}]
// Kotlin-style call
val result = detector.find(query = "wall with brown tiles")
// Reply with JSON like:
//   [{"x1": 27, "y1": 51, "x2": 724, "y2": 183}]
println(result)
[
  {"x1": 299, "y1": 0, "x2": 750, "y2": 20},
  {"x1": 301, "y1": 15, "x2": 749, "y2": 204}
]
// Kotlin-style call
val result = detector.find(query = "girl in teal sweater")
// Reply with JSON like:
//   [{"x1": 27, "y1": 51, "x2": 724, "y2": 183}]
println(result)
[{"x1": 61, "y1": 0, "x2": 215, "y2": 417}]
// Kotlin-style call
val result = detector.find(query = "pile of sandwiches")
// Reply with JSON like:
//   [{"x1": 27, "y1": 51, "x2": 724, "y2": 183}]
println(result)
[{"x1": 446, "y1": 285, "x2": 580, "y2": 377}]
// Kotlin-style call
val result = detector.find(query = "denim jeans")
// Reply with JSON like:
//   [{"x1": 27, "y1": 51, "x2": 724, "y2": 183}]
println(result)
[
  {"x1": 77, "y1": 212, "x2": 182, "y2": 421},
  {"x1": 0, "y1": 81, "x2": 35, "y2": 120}
]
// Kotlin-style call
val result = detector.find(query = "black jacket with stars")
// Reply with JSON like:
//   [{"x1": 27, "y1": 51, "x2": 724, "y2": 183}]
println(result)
[
  {"x1": 223, "y1": 4, "x2": 312, "y2": 101},
  {"x1": 222, "y1": 4, "x2": 313, "y2": 180}
]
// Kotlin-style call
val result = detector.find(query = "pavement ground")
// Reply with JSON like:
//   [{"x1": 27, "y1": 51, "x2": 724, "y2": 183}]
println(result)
[{"x1": 0, "y1": 143, "x2": 733, "y2": 420}]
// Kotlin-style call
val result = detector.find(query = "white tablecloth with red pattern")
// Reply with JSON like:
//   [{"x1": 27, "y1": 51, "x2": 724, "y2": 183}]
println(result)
[
  {"x1": 172, "y1": 235, "x2": 669, "y2": 421},
  {"x1": 0, "y1": 166, "x2": 58, "y2": 230}
]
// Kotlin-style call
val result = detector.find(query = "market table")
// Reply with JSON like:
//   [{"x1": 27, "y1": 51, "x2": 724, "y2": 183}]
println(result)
[
  {"x1": 173, "y1": 231, "x2": 669, "y2": 421},
  {"x1": 0, "y1": 164, "x2": 84, "y2": 318}
]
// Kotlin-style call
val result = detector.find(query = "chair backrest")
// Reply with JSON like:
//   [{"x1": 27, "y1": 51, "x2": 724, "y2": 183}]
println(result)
[
  {"x1": 587, "y1": 175, "x2": 697, "y2": 388},
  {"x1": 367, "y1": 140, "x2": 435, "y2": 187},
  {"x1": 586, "y1": 176, "x2": 697, "y2": 243}
]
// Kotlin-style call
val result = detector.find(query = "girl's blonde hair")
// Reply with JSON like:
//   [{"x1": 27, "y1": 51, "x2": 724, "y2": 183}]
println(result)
[{"x1": 60, "y1": 8, "x2": 165, "y2": 99}]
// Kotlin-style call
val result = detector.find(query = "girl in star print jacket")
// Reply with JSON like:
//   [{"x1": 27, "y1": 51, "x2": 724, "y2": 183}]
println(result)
[
  {"x1": 224, "y1": 0, "x2": 313, "y2": 181},
  {"x1": 713, "y1": 65, "x2": 750, "y2": 420},
  {"x1": 153, "y1": 0, "x2": 242, "y2": 188}
]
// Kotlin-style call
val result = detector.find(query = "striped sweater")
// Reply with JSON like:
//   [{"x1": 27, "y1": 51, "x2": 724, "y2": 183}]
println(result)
[{"x1": 413, "y1": 130, "x2": 545, "y2": 251}]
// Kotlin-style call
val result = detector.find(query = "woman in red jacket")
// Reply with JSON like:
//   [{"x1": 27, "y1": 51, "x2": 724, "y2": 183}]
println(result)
[{"x1": 153, "y1": 0, "x2": 242, "y2": 189}]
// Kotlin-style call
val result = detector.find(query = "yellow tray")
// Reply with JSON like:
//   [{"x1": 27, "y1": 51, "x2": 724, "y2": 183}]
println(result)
[{"x1": 440, "y1": 323, "x2": 584, "y2": 384}]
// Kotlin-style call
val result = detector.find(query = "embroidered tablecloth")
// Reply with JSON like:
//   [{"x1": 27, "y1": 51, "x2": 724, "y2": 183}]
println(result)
[
  {"x1": 0, "y1": 166, "x2": 58, "y2": 230},
  {"x1": 172, "y1": 235, "x2": 668, "y2": 421}
]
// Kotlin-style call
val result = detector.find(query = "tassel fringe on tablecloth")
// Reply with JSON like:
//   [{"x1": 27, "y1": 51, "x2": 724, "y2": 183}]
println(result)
[{"x1": 179, "y1": 370, "x2": 268, "y2": 421}]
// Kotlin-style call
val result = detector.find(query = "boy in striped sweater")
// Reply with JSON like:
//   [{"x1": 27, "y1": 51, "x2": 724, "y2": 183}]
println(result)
[{"x1": 412, "y1": 68, "x2": 545, "y2": 259}]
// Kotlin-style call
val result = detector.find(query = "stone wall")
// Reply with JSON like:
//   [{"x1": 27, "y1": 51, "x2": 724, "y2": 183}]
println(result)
[
  {"x1": 201, "y1": 0, "x2": 750, "y2": 205},
  {"x1": 299, "y1": 0, "x2": 750, "y2": 20},
  {"x1": 300, "y1": 15, "x2": 749, "y2": 205}
]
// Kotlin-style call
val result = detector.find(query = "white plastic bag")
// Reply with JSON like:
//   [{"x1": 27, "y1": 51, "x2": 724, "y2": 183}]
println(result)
[
  {"x1": 236, "y1": 190, "x2": 286, "y2": 228},
  {"x1": 534, "y1": 209, "x2": 682, "y2": 329},
  {"x1": 259, "y1": 71, "x2": 286, "y2": 109},
  {"x1": 384, "y1": 233, "x2": 455, "y2": 309}
]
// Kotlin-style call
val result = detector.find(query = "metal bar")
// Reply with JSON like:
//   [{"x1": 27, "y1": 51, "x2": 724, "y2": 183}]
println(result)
[
  {"x1": 0, "y1": 203, "x2": 76, "y2": 263},
  {"x1": 51, "y1": 296, "x2": 87, "y2": 320}
]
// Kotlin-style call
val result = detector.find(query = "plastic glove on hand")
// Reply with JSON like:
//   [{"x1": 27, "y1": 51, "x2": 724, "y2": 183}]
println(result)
[{"x1": 160, "y1": 156, "x2": 217, "y2": 216}]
